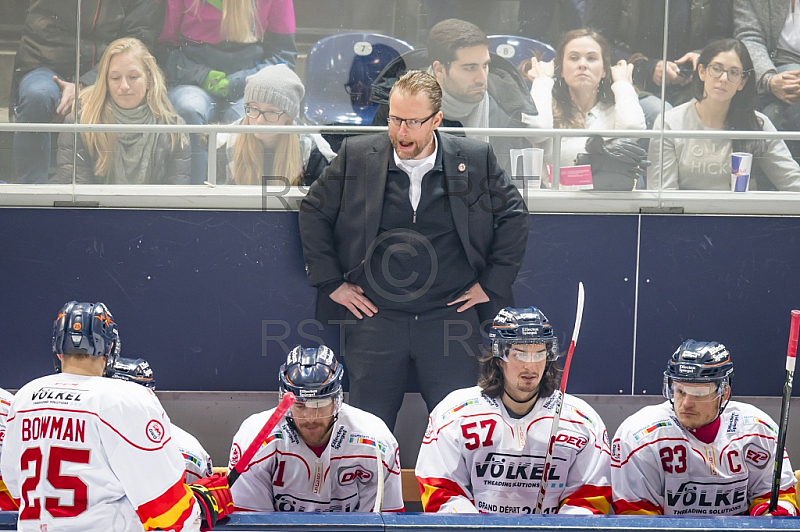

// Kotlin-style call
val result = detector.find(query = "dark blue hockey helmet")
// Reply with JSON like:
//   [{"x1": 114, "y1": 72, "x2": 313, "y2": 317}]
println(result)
[
  {"x1": 279, "y1": 345, "x2": 344, "y2": 403},
  {"x1": 110, "y1": 357, "x2": 156, "y2": 390},
  {"x1": 663, "y1": 340, "x2": 733, "y2": 414},
  {"x1": 52, "y1": 301, "x2": 120, "y2": 374},
  {"x1": 489, "y1": 306, "x2": 559, "y2": 361}
]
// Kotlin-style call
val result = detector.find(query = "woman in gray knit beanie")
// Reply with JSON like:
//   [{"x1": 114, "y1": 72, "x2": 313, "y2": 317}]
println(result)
[{"x1": 217, "y1": 63, "x2": 335, "y2": 186}]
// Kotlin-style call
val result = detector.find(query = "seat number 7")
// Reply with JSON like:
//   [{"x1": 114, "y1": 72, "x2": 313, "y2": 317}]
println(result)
[{"x1": 19, "y1": 446, "x2": 90, "y2": 520}]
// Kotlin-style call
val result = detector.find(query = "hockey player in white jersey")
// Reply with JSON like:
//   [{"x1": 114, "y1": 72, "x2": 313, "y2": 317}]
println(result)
[
  {"x1": 0, "y1": 386, "x2": 17, "y2": 510},
  {"x1": 416, "y1": 306, "x2": 611, "y2": 514},
  {"x1": 228, "y1": 345, "x2": 403, "y2": 512},
  {"x1": 0, "y1": 301, "x2": 233, "y2": 531},
  {"x1": 111, "y1": 357, "x2": 214, "y2": 482},
  {"x1": 611, "y1": 339, "x2": 799, "y2": 516}
]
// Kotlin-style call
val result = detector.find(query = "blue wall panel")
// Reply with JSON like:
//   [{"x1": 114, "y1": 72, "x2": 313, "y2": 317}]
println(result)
[
  {"x1": 636, "y1": 215, "x2": 800, "y2": 397},
  {"x1": 1, "y1": 209, "x2": 797, "y2": 397}
]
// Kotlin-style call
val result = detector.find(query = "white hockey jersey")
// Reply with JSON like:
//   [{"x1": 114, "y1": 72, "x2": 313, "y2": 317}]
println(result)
[
  {"x1": 228, "y1": 403, "x2": 403, "y2": 512},
  {"x1": 1, "y1": 373, "x2": 202, "y2": 531},
  {"x1": 0, "y1": 387, "x2": 17, "y2": 510},
  {"x1": 611, "y1": 400, "x2": 799, "y2": 515},
  {"x1": 173, "y1": 424, "x2": 213, "y2": 482},
  {"x1": 416, "y1": 386, "x2": 611, "y2": 515}
]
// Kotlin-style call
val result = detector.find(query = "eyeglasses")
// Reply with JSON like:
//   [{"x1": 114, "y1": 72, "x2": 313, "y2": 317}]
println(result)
[
  {"x1": 705, "y1": 62, "x2": 750, "y2": 83},
  {"x1": 245, "y1": 105, "x2": 286, "y2": 123},
  {"x1": 387, "y1": 112, "x2": 437, "y2": 130}
]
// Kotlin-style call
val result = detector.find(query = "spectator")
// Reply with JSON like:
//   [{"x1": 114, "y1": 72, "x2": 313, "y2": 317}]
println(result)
[
  {"x1": 585, "y1": 0, "x2": 732, "y2": 126},
  {"x1": 734, "y1": 0, "x2": 800, "y2": 144},
  {"x1": 524, "y1": 29, "x2": 646, "y2": 181},
  {"x1": 159, "y1": 0, "x2": 297, "y2": 184},
  {"x1": 53, "y1": 38, "x2": 190, "y2": 185},
  {"x1": 216, "y1": 64, "x2": 334, "y2": 186},
  {"x1": 11, "y1": 0, "x2": 165, "y2": 183},
  {"x1": 300, "y1": 71, "x2": 528, "y2": 431},
  {"x1": 371, "y1": 18, "x2": 538, "y2": 173},
  {"x1": 647, "y1": 39, "x2": 800, "y2": 191},
  {"x1": 612, "y1": 340, "x2": 798, "y2": 516},
  {"x1": 416, "y1": 306, "x2": 611, "y2": 514}
]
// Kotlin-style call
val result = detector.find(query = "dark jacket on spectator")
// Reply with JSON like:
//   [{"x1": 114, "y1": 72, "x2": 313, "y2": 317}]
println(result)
[
  {"x1": 53, "y1": 115, "x2": 192, "y2": 185},
  {"x1": 585, "y1": 0, "x2": 732, "y2": 96},
  {"x1": 733, "y1": 0, "x2": 792, "y2": 94},
  {"x1": 370, "y1": 49, "x2": 538, "y2": 173},
  {"x1": 14, "y1": 0, "x2": 164, "y2": 87}
]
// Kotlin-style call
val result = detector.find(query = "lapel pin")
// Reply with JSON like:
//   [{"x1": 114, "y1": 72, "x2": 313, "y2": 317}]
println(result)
[{"x1": 458, "y1": 163, "x2": 466, "y2": 172}]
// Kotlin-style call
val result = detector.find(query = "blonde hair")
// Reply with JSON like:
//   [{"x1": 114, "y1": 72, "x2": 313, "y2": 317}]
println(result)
[
  {"x1": 389, "y1": 70, "x2": 442, "y2": 114},
  {"x1": 191, "y1": 0, "x2": 262, "y2": 43},
  {"x1": 78, "y1": 38, "x2": 185, "y2": 177},
  {"x1": 232, "y1": 116, "x2": 303, "y2": 185}
]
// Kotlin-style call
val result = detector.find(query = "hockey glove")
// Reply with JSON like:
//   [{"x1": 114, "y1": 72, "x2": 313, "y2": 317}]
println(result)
[
  {"x1": 203, "y1": 70, "x2": 230, "y2": 98},
  {"x1": 750, "y1": 502, "x2": 793, "y2": 516},
  {"x1": 190, "y1": 473, "x2": 234, "y2": 530}
]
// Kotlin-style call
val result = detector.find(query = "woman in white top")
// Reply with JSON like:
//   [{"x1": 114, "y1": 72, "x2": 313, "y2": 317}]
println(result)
[
  {"x1": 524, "y1": 29, "x2": 646, "y2": 169},
  {"x1": 647, "y1": 38, "x2": 800, "y2": 191}
]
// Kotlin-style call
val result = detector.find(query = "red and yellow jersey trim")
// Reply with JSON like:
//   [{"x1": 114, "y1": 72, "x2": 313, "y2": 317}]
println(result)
[
  {"x1": 417, "y1": 475, "x2": 472, "y2": 513},
  {"x1": 560, "y1": 484, "x2": 611, "y2": 514},
  {"x1": 612, "y1": 497, "x2": 663, "y2": 515},
  {"x1": 137, "y1": 478, "x2": 197, "y2": 531},
  {"x1": 0, "y1": 477, "x2": 19, "y2": 511},
  {"x1": 751, "y1": 487, "x2": 799, "y2": 516}
]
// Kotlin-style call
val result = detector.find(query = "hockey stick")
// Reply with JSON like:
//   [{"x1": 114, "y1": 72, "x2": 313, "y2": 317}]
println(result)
[
  {"x1": 372, "y1": 442, "x2": 384, "y2": 513},
  {"x1": 228, "y1": 392, "x2": 296, "y2": 487},
  {"x1": 534, "y1": 282, "x2": 585, "y2": 514},
  {"x1": 768, "y1": 310, "x2": 800, "y2": 513}
]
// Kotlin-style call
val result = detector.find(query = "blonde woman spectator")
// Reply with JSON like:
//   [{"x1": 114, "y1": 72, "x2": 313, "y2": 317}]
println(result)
[
  {"x1": 647, "y1": 39, "x2": 800, "y2": 191},
  {"x1": 524, "y1": 29, "x2": 646, "y2": 171},
  {"x1": 216, "y1": 64, "x2": 334, "y2": 186},
  {"x1": 159, "y1": 0, "x2": 297, "y2": 183},
  {"x1": 54, "y1": 38, "x2": 190, "y2": 184}
]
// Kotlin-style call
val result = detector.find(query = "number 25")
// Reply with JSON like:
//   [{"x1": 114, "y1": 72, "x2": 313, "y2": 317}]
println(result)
[{"x1": 20, "y1": 446, "x2": 90, "y2": 520}]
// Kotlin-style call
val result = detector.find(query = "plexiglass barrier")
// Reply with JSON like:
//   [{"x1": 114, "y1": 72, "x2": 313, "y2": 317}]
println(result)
[{"x1": 3, "y1": 0, "x2": 800, "y2": 214}]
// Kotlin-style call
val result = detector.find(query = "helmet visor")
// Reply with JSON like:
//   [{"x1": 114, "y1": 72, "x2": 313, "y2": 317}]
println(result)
[
  {"x1": 665, "y1": 380, "x2": 724, "y2": 402},
  {"x1": 287, "y1": 392, "x2": 342, "y2": 420},
  {"x1": 495, "y1": 338, "x2": 559, "y2": 361}
]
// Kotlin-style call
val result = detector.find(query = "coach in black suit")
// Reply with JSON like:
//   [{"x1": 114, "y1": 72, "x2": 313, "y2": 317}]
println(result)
[{"x1": 299, "y1": 71, "x2": 528, "y2": 430}]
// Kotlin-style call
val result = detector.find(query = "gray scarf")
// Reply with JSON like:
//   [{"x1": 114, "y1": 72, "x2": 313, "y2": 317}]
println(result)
[
  {"x1": 109, "y1": 101, "x2": 158, "y2": 184},
  {"x1": 431, "y1": 66, "x2": 490, "y2": 142}
]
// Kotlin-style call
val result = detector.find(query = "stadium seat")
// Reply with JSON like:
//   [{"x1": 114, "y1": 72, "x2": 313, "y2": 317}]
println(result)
[
  {"x1": 487, "y1": 35, "x2": 556, "y2": 67},
  {"x1": 303, "y1": 33, "x2": 413, "y2": 126}
]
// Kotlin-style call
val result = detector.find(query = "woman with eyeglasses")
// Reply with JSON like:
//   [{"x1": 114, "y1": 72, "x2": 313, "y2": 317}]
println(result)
[
  {"x1": 216, "y1": 64, "x2": 335, "y2": 186},
  {"x1": 647, "y1": 39, "x2": 800, "y2": 191}
]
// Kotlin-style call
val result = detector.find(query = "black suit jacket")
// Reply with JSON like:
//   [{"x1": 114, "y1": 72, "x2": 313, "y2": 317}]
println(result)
[{"x1": 298, "y1": 131, "x2": 529, "y2": 325}]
